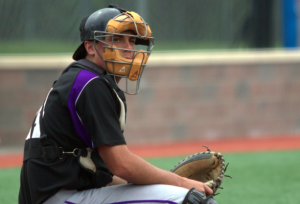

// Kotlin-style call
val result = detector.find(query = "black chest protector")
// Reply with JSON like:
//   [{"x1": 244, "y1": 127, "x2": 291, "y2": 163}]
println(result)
[{"x1": 19, "y1": 61, "x2": 127, "y2": 204}]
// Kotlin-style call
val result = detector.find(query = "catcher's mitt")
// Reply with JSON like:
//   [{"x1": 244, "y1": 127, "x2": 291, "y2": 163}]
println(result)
[{"x1": 170, "y1": 146, "x2": 231, "y2": 194}]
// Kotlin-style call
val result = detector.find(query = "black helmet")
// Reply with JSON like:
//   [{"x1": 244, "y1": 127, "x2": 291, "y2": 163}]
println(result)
[
  {"x1": 72, "y1": 4, "x2": 154, "y2": 95},
  {"x1": 73, "y1": 7, "x2": 122, "y2": 60}
]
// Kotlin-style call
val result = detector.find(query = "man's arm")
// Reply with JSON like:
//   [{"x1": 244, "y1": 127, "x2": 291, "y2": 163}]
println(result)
[{"x1": 98, "y1": 144, "x2": 213, "y2": 196}]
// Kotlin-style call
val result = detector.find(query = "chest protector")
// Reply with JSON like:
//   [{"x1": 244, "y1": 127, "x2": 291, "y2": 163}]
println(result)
[{"x1": 20, "y1": 62, "x2": 126, "y2": 204}]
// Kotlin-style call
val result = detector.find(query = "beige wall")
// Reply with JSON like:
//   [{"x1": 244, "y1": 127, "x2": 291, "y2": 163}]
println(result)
[{"x1": 1, "y1": 50, "x2": 300, "y2": 148}]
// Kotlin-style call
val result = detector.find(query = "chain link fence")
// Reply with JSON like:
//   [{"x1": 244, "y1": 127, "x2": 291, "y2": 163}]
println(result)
[{"x1": 0, "y1": 0, "x2": 281, "y2": 53}]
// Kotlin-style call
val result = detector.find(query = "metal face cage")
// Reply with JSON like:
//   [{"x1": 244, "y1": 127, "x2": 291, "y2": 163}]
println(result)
[{"x1": 92, "y1": 12, "x2": 154, "y2": 95}]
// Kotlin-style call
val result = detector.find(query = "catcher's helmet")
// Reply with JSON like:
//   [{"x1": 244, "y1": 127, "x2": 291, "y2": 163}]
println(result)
[{"x1": 73, "y1": 5, "x2": 154, "y2": 95}]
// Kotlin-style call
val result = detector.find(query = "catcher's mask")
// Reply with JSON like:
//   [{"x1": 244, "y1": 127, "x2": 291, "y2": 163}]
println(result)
[{"x1": 73, "y1": 5, "x2": 154, "y2": 95}]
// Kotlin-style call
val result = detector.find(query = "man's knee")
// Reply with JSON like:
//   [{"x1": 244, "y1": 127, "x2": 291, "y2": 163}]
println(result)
[{"x1": 182, "y1": 188, "x2": 218, "y2": 204}]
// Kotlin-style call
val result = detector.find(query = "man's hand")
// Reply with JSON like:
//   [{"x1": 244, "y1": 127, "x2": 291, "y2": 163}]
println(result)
[{"x1": 180, "y1": 177, "x2": 213, "y2": 196}]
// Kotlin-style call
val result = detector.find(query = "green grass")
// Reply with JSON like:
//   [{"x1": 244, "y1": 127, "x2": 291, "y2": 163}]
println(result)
[
  {"x1": 1, "y1": 150, "x2": 299, "y2": 204},
  {"x1": 146, "y1": 150, "x2": 300, "y2": 204},
  {"x1": 0, "y1": 40, "x2": 249, "y2": 54},
  {"x1": 0, "y1": 168, "x2": 21, "y2": 204},
  {"x1": 0, "y1": 40, "x2": 78, "y2": 54}
]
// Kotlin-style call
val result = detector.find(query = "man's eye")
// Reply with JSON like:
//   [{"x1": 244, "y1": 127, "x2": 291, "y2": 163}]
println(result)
[{"x1": 113, "y1": 38, "x2": 120, "y2": 41}]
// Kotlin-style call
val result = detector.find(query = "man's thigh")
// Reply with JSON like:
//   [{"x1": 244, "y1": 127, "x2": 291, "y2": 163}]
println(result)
[{"x1": 65, "y1": 184, "x2": 189, "y2": 204}]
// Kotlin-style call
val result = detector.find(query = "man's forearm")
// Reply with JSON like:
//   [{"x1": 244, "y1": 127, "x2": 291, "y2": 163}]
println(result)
[
  {"x1": 115, "y1": 151, "x2": 185, "y2": 187},
  {"x1": 98, "y1": 144, "x2": 212, "y2": 195}
]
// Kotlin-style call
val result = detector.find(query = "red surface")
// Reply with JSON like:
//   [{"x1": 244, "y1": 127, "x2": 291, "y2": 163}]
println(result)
[
  {"x1": 128, "y1": 135, "x2": 300, "y2": 157},
  {"x1": 1, "y1": 135, "x2": 300, "y2": 168}
]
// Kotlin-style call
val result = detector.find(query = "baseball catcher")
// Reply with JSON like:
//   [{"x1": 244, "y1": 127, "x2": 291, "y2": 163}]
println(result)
[{"x1": 18, "y1": 4, "x2": 221, "y2": 204}]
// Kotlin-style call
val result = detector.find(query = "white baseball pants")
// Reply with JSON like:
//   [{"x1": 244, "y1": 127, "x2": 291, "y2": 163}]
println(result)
[{"x1": 44, "y1": 184, "x2": 190, "y2": 204}]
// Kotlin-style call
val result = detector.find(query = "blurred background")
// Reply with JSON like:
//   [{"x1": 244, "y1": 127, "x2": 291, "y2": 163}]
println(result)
[
  {"x1": 1, "y1": 0, "x2": 300, "y2": 149},
  {"x1": 0, "y1": 0, "x2": 284, "y2": 52}
]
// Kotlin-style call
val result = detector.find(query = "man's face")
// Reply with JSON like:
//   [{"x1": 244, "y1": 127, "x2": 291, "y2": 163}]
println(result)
[{"x1": 94, "y1": 30, "x2": 136, "y2": 68}]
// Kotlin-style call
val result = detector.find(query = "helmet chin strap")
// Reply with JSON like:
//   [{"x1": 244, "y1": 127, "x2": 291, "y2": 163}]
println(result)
[
  {"x1": 93, "y1": 39, "x2": 111, "y2": 76},
  {"x1": 93, "y1": 40, "x2": 105, "y2": 63}
]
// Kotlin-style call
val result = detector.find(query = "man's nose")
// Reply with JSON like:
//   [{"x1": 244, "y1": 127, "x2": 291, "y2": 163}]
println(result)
[{"x1": 123, "y1": 39, "x2": 133, "y2": 50}]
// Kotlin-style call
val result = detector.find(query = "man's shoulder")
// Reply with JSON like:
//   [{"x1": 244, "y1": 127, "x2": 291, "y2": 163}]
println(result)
[
  {"x1": 58, "y1": 66, "x2": 104, "y2": 86},
  {"x1": 59, "y1": 66, "x2": 82, "y2": 81},
  {"x1": 62, "y1": 59, "x2": 106, "y2": 77},
  {"x1": 81, "y1": 75, "x2": 115, "y2": 98}
]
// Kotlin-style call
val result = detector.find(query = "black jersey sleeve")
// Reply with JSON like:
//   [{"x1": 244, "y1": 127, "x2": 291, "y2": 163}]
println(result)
[{"x1": 76, "y1": 78, "x2": 126, "y2": 148}]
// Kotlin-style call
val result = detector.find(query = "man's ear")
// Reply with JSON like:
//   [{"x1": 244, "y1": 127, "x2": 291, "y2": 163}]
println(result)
[{"x1": 84, "y1": 41, "x2": 96, "y2": 55}]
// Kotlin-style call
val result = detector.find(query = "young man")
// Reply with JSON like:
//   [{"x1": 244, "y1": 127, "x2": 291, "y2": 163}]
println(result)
[{"x1": 19, "y1": 5, "x2": 217, "y2": 204}]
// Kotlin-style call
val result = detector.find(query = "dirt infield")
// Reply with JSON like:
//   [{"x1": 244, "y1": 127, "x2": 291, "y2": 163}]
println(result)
[{"x1": 1, "y1": 135, "x2": 300, "y2": 168}]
